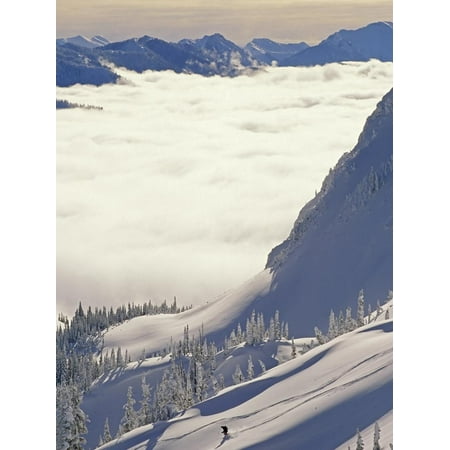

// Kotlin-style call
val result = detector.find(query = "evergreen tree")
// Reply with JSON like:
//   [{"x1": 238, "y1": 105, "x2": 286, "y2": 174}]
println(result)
[
  {"x1": 376, "y1": 300, "x2": 383, "y2": 318},
  {"x1": 345, "y1": 306, "x2": 356, "y2": 332},
  {"x1": 328, "y1": 310, "x2": 338, "y2": 340},
  {"x1": 56, "y1": 385, "x2": 73, "y2": 450},
  {"x1": 68, "y1": 384, "x2": 88, "y2": 450},
  {"x1": 357, "y1": 289, "x2": 365, "y2": 327},
  {"x1": 246, "y1": 318, "x2": 254, "y2": 346},
  {"x1": 195, "y1": 361, "x2": 208, "y2": 402},
  {"x1": 102, "y1": 417, "x2": 112, "y2": 444},
  {"x1": 185, "y1": 372, "x2": 194, "y2": 408},
  {"x1": 291, "y1": 338, "x2": 297, "y2": 359},
  {"x1": 232, "y1": 364, "x2": 244, "y2": 385},
  {"x1": 247, "y1": 355, "x2": 254, "y2": 380},
  {"x1": 211, "y1": 374, "x2": 220, "y2": 394},
  {"x1": 237, "y1": 323, "x2": 243, "y2": 343},
  {"x1": 373, "y1": 422, "x2": 381, "y2": 450},
  {"x1": 274, "y1": 310, "x2": 281, "y2": 340},
  {"x1": 110, "y1": 348, "x2": 116, "y2": 370},
  {"x1": 138, "y1": 376, "x2": 152, "y2": 426},
  {"x1": 119, "y1": 386, "x2": 138, "y2": 435},
  {"x1": 338, "y1": 310, "x2": 345, "y2": 335},
  {"x1": 386, "y1": 290, "x2": 393, "y2": 302},
  {"x1": 284, "y1": 322, "x2": 289, "y2": 339},
  {"x1": 356, "y1": 428, "x2": 364, "y2": 450},
  {"x1": 217, "y1": 373, "x2": 225, "y2": 391},
  {"x1": 314, "y1": 326, "x2": 326, "y2": 345},
  {"x1": 268, "y1": 317, "x2": 275, "y2": 341},
  {"x1": 258, "y1": 359, "x2": 266, "y2": 373},
  {"x1": 385, "y1": 309, "x2": 390, "y2": 320}
]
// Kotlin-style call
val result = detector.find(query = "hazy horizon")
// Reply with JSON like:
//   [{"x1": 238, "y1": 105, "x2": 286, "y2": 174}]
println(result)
[{"x1": 56, "y1": 0, "x2": 392, "y2": 46}]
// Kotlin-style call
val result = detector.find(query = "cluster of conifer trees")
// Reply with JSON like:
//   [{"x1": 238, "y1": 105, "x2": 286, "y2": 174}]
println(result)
[
  {"x1": 349, "y1": 422, "x2": 391, "y2": 450},
  {"x1": 314, "y1": 289, "x2": 393, "y2": 345},
  {"x1": 56, "y1": 298, "x2": 191, "y2": 388},
  {"x1": 56, "y1": 298, "x2": 190, "y2": 450},
  {"x1": 99, "y1": 309, "x2": 291, "y2": 444}
]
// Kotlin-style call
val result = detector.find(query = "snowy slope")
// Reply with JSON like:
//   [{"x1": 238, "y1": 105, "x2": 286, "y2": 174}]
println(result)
[
  {"x1": 244, "y1": 39, "x2": 309, "y2": 64},
  {"x1": 96, "y1": 319, "x2": 392, "y2": 450},
  {"x1": 83, "y1": 301, "x2": 392, "y2": 449},
  {"x1": 282, "y1": 22, "x2": 393, "y2": 66},
  {"x1": 74, "y1": 82, "x2": 392, "y2": 450},
  {"x1": 56, "y1": 35, "x2": 110, "y2": 49},
  {"x1": 100, "y1": 270, "x2": 273, "y2": 360},
  {"x1": 97, "y1": 88, "x2": 392, "y2": 355}
]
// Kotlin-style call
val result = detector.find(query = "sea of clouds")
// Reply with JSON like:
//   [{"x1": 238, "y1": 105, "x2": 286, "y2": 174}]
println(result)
[{"x1": 56, "y1": 60, "x2": 392, "y2": 315}]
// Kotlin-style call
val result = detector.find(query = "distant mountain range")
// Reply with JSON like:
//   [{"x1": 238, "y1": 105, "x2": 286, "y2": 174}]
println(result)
[{"x1": 56, "y1": 21, "x2": 393, "y2": 87}]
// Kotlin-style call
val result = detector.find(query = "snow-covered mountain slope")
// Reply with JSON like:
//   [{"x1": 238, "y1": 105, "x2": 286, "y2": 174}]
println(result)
[
  {"x1": 282, "y1": 22, "x2": 393, "y2": 66},
  {"x1": 97, "y1": 319, "x2": 392, "y2": 450},
  {"x1": 101, "y1": 270, "x2": 274, "y2": 358},
  {"x1": 56, "y1": 35, "x2": 110, "y2": 49},
  {"x1": 55, "y1": 23, "x2": 392, "y2": 86},
  {"x1": 254, "y1": 88, "x2": 393, "y2": 334},
  {"x1": 56, "y1": 44, "x2": 120, "y2": 87},
  {"x1": 244, "y1": 38, "x2": 309, "y2": 64},
  {"x1": 97, "y1": 88, "x2": 392, "y2": 356}
]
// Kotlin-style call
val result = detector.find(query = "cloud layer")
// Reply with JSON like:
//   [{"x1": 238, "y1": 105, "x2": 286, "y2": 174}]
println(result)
[{"x1": 56, "y1": 61, "x2": 392, "y2": 314}]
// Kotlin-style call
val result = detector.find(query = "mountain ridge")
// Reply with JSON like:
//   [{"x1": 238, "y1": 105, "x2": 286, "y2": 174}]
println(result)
[{"x1": 56, "y1": 22, "x2": 393, "y2": 86}]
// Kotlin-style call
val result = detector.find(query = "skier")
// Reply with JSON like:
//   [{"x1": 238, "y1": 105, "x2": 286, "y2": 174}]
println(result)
[{"x1": 221, "y1": 426, "x2": 228, "y2": 436}]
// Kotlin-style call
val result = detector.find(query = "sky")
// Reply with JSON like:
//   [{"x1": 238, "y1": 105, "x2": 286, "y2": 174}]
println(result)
[
  {"x1": 56, "y1": 61, "x2": 393, "y2": 315},
  {"x1": 56, "y1": 0, "x2": 392, "y2": 45}
]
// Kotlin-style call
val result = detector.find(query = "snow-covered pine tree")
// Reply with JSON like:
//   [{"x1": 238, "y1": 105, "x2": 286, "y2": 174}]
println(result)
[
  {"x1": 356, "y1": 428, "x2": 364, "y2": 450},
  {"x1": 357, "y1": 289, "x2": 365, "y2": 327},
  {"x1": 102, "y1": 417, "x2": 112, "y2": 444},
  {"x1": 229, "y1": 329, "x2": 237, "y2": 346},
  {"x1": 246, "y1": 318, "x2": 253, "y2": 346},
  {"x1": 56, "y1": 385, "x2": 73, "y2": 450},
  {"x1": 258, "y1": 359, "x2": 266, "y2": 373},
  {"x1": 247, "y1": 355, "x2": 254, "y2": 380},
  {"x1": 257, "y1": 312, "x2": 265, "y2": 342},
  {"x1": 185, "y1": 372, "x2": 194, "y2": 407},
  {"x1": 116, "y1": 347, "x2": 124, "y2": 368},
  {"x1": 284, "y1": 322, "x2": 289, "y2": 339},
  {"x1": 291, "y1": 338, "x2": 297, "y2": 359},
  {"x1": 345, "y1": 306, "x2": 356, "y2": 332},
  {"x1": 373, "y1": 421, "x2": 381, "y2": 450},
  {"x1": 314, "y1": 326, "x2": 326, "y2": 345},
  {"x1": 183, "y1": 324, "x2": 190, "y2": 355},
  {"x1": 195, "y1": 361, "x2": 208, "y2": 402},
  {"x1": 232, "y1": 364, "x2": 244, "y2": 385},
  {"x1": 386, "y1": 290, "x2": 393, "y2": 303},
  {"x1": 217, "y1": 373, "x2": 225, "y2": 391},
  {"x1": 338, "y1": 310, "x2": 345, "y2": 335},
  {"x1": 138, "y1": 376, "x2": 152, "y2": 426},
  {"x1": 110, "y1": 348, "x2": 116, "y2": 370},
  {"x1": 376, "y1": 300, "x2": 383, "y2": 318},
  {"x1": 385, "y1": 309, "x2": 390, "y2": 320},
  {"x1": 268, "y1": 317, "x2": 275, "y2": 341},
  {"x1": 237, "y1": 323, "x2": 243, "y2": 343},
  {"x1": 68, "y1": 384, "x2": 88, "y2": 450},
  {"x1": 119, "y1": 386, "x2": 138, "y2": 435},
  {"x1": 211, "y1": 374, "x2": 219, "y2": 394},
  {"x1": 328, "y1": 309, "x2": 338, "y2": 340},
  {"x1": 274, "y1": 310, "x2": 281, "y2": 340}
]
